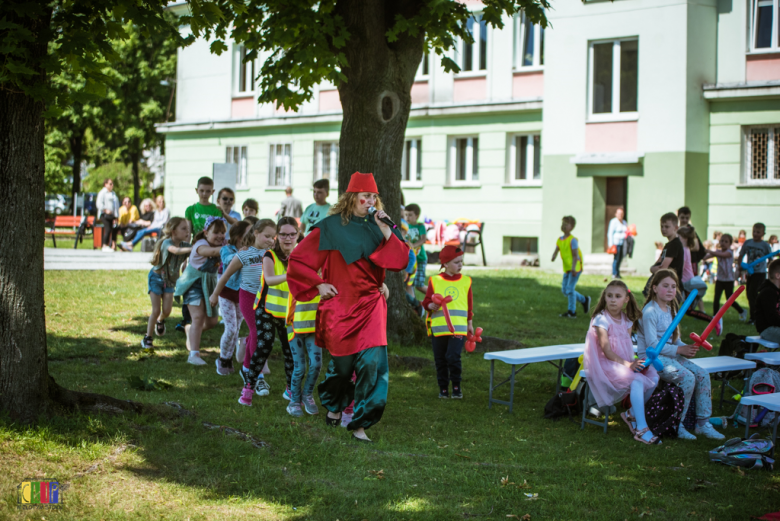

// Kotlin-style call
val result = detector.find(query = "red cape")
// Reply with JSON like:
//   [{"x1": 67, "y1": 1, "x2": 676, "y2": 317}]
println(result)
[{"x1": 287, "y1": 228, "x2": 409, "y2": 356}]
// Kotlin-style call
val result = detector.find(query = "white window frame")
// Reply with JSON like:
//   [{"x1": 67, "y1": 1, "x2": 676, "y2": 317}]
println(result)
[
  {"x1": 743, "y1": 125, "x2": 780, "y2": 186},
  {"x1": 455, "y1": 13, "x2": 488, "y2": 76},
  {"x1": 587, "y1": 38, "x2": 639, "y2": 122},
  {"x1": 401, "y1": 138, "x2": 423, "y2": 186},
  {"x1": 226, "y1": 145, "x2": 248, "y2": 188},
  {"x1": 513, "y1": 12, "x2": 544, "y2": 70},
  {"x1": 507, "y1": 133, "x2": 542, "y2": 185},
  {"x1": 313, "y1": 141, "x2": 339, "y2": 181},
  {"x1": 449, "y1": 136, "x2": 480, "y2": 185},
  {"x1": 750, "y1": 0, "x2": 780, "y2": 53},
  {"x1": 234, "y1": 45, "x2": 255, "y2": 96},
  {"x1": 268, "y1": 143, "x2": 292, "y2": 187}
]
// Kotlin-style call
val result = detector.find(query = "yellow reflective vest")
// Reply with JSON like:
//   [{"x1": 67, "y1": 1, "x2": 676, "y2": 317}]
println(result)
[
  {"x1": 429, "y1": 274, "x2": 472, "y2": 337},
  {"x1": 557, "y1": 235, "x2": 582, "y2": 273},
  {"x1": 287, "y1": 296, "x2": 320, "y2": 342},
  {"x1": 254, "y1": 250, "x2": 289, "y2": 318}
]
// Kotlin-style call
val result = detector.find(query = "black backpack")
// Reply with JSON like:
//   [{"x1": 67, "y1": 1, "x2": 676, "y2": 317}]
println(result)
[
  {"x1": 644, "y1": 381, "x2": 685, "y2": 439},
  {"x1": 543, "y1": 388, "x2": 582, "y2": 421},
  {"x1": 717, "y1": 333, "x2": 749, "y2": 380}
]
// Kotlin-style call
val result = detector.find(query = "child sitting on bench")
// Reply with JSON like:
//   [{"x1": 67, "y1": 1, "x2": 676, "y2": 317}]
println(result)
[{"x1": 583, "y1": 280, "x2": 660, "y2": 444}]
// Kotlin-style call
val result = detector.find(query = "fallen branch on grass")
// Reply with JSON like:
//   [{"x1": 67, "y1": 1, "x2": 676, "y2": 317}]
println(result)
[{"x1": 202, "y1": 422, "x2": 270, "y2": 449}]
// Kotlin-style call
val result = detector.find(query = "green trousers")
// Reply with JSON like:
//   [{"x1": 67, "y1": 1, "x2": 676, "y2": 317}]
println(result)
[{"x1": 318, "y1": 346, "x2": 389, "y2": 431}]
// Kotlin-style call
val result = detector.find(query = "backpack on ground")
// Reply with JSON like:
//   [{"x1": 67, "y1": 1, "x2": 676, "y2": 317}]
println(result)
[
  {"x1": 736, "y1": 368, "x2": 780, "y2": 427},
  {"x1": 644, "y1": 381, "x2": 685, "y2": 439},
  {"x1": 543, "y1": 387, "x2": 582, "y2": 421},
  {"x1": 709, "y1": 433, "x2": 775, "y2": 470}
]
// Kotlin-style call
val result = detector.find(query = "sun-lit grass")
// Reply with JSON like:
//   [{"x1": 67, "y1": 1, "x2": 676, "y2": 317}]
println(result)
[{"x1": 0, "y1": 268, "x2": 776, "y2": 520}]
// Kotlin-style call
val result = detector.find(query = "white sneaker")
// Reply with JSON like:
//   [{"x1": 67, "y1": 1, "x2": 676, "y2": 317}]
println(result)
[
  {"x1": 187, "y1": 353, "x2": 207, "y2": 366},
  {"x1": 695, "y1": 422, "x2": 725, "y2": 440},
  {"x1": 101, "y1": 245, "x2": 114, "y2": 252},
  {"x1": 677, "y1": 425, "x2": 697, "y2": 440},
  {"x1": 255, "y1": 378, "x2": 270, "y2": 397},
  {"x1": 739, "y1": 309, "x2": 748, "y2": 322}
]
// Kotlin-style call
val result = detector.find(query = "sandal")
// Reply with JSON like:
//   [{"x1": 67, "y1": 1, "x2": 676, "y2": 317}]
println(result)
[
  {"x1": 325, "y1": 412, "x2": 342, "y2": 427},
  {"x1": 633, "y1": 427, "x2": 661, "y2": 445},
  {"x1": 621, "y1": 412, "x2": 637, "y2": 435}
]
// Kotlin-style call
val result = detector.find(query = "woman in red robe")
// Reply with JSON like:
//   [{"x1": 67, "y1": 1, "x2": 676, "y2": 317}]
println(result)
[{"x1": 287, "y1": 172, "x2": 409, "y2": 442}]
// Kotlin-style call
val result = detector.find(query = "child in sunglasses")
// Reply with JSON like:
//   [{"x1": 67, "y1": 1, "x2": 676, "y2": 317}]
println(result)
[{"x1": 217, "y1": 188, "x2": 241, "y2": 229}]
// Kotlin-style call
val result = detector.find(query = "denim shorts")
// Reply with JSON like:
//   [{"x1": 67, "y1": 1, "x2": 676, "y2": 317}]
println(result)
[
  {"x1": 148, "y1": 269, "x2": 174, "y2": 295},
  {"x1": 183, "y1": 283, "x2": 204, "y2": 306}
]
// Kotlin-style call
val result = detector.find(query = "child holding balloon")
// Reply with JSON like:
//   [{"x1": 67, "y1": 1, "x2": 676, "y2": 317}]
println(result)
[
  {"x1": 635, "y1": 269, "x2": 725, "y2": 441},
  {"x1": 422, "y1": 245, "x2": 473, "y2": 399}
]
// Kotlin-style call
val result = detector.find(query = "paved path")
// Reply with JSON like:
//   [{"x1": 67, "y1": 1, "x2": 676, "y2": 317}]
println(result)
[{"x1": 44, "y1": 248, "x2": 152, "y2": 270}]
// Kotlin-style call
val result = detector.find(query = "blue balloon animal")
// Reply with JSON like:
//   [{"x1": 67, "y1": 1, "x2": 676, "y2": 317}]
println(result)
[
  {"x1": 640, "y1": 289, "x2": 698, "y2": 372},
  {"x1": 741, "y1": 250, "x2": 780, "y2": 275}
]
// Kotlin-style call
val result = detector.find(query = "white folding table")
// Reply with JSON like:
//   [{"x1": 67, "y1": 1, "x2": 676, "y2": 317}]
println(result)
[
  {"x1": 484, "y1": 344, "x2": 585, "y2": 412},
  {"x1": 746, "y1": 335, "x2": 780, "y2": 351},
  {"x1": 691, "y1": 356, "x2": 757, "y2": 409},
  {"x1": 741, "y1": 393, "x2": 780, "y2": 455},
  {"x1": 745, "y1": 351, "x2": 780, "y2": 366}
]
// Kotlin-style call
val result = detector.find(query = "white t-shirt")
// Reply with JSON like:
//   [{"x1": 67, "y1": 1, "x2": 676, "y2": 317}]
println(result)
[
  {"x1": 716, "y1": 249, "x2": 735, "y2": 282},
  {"x1": 236, "y1": 247, "x2": 266, "y2": 294}
]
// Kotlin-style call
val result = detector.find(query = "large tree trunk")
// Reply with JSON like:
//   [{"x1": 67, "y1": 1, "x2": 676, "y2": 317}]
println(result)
[
  {"x1": 0, "y1": 83, "x2": 51, "y2": 423},
  {"x1": 335, "y1": 0, "x2": 426, "y2": 345},
  {"x1": 130, "y1": 149, "x2": 140, "y2": 206},
  {"x1": 70, "y1": 128, "x2": 84, "y2": 203}
]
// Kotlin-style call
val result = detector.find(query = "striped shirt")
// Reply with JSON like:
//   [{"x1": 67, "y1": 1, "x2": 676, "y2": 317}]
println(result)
[{"x1": 236, "y1": 247, "x2": 266, "y2": 294}]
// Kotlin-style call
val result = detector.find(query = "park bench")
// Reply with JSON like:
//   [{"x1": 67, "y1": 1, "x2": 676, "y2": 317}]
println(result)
[{"x1": 48, "y1": 215, "x2": 94, "y2": 249}]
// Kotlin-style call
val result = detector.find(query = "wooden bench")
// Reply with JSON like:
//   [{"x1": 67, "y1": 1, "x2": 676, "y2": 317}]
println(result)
[{"x1": 48, "y1": 215, "x2": 94, "y2": 248}]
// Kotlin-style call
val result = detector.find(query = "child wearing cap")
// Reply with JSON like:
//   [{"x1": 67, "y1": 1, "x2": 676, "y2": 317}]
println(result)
[{"x1": 421, "y1": 246, "x2": 474, "y2": 399}]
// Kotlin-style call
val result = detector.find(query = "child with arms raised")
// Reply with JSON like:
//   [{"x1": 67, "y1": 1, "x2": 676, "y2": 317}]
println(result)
[
  {"x1": 142, "y1": 218, "x2": 192, "y2": 353},
  {"x1": 174, "y1": 216, "x2": 226, "y2": 365},
  {"x1": 636, "y1": 269, "x2": 725, "y2": 440},
  {"x1": 583, "y1": 280, "x2": 659, "y2": 443}
]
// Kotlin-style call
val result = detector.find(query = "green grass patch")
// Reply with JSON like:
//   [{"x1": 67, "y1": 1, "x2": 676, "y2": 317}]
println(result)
[{"x1": 1, "y1": 269, "x2": 777, "y2": 520}]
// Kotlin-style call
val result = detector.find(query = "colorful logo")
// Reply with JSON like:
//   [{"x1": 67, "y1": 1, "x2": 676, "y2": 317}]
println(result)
[{"x1": 17, "y1": 481, "x2": 61, "y2": 510}]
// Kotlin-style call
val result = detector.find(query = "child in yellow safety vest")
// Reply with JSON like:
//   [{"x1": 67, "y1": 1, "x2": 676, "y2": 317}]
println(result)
[
  {"x1": 551, "y1": 215, "x2": 591, "y2": 319},
  {"x1": 422, "y1": 245, "x2": 473, "y2": 399},
  {"x1": 238, "y1": 217, "x2": 298, "y2": 408},
  {"x1": 286, "y1": 289, "x2": 323, "y2": 417}
]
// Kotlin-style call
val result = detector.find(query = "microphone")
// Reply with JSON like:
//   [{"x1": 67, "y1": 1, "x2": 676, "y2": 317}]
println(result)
[{"x1": 368, "y1": 206, "x2": 397, "y2": 229}]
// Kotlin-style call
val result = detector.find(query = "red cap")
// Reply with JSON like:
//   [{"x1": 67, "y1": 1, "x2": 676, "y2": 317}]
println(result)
[
  {"x1": 439, "y1": 245, "x2": 463, "y2": 265},
  {"x1": 346, "y1": 172, "x2": 379, "y2": 194}
]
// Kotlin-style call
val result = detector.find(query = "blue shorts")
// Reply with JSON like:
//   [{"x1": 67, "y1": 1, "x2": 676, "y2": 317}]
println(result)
[
  {"x1": 183, "y1": 283, "x2": 204, "y2": 306},
  {"x1": 148, "y1": 269, "x2": 174, "y2": 295}
]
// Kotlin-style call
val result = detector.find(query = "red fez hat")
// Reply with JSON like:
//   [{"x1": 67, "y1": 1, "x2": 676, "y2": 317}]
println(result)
[
  {"x1": 439, "y1": 245, "x2": 463, "y2": 265},
  {"x1": 346, "y1": 172, "x2": 379, "y2": 194}
]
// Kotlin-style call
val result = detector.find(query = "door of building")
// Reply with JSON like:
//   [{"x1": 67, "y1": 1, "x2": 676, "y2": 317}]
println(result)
[{"x1": 604, "y1": 177, "x2": 627, "y2": 251}]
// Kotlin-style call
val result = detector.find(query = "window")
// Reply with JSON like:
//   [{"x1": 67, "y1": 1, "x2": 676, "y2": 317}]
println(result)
[
  {"x1": 457, "y1": 14, "x2": 488, "y2": 72},
  {"x1": 314, "y1": 141, "x2": 339, "y2": 181},
  {"x1": 268, "y1": 143, "x2": 292, "y2": 187},
  {"x1": 745, "y1": 126, "x2": 780, "y2": 185},
  {"x1": 513, "y1": 12, "x2": 544, "y2": 68},
  {"x1": 226, "y1": 146, "x2": 248, "y2": 187},
  {"x1": 417, "y1": 52, "x2": 430, "y2": 78},
  {"x1": 752, "y1": 0, "x2": 779, "y2": 50},
  {"x1": 450, "y1": 137, "x2": 479, "y2": 183},
  {"x1": 236, "y1": 46, "x2": 255, "y2": 94},
  {"x1": 589, "y1": 39, "x2": 638, "y2": 118},
  {"x1": 509, "y1": 237, "x2": 538, "y2": 254},
  {"x1": 508, "y1": 134, "x2": 541, "y2": 182},
  {"x1": 402, "y1": 139, "x2": 422, "y2": 182}
]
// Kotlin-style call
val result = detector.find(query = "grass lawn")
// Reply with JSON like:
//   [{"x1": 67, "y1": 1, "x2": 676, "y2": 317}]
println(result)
[{"x1": 2, "y1": 268, "x2": 778, "y2": 520}]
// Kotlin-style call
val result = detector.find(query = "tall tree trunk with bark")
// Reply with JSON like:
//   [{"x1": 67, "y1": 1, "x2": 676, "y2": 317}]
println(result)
[
  {"x1": 70, "y1": 128, "x2": 84, "y2": 203},
  {"x1": 130, "y1": 149, "x2": 140, "y2": 206},
  {"x1": 335, "y1": 0, "x2": 427, "y2": 345}
]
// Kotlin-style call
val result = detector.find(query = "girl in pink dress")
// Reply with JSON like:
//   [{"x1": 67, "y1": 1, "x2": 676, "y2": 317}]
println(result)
[{"x1": 583, "y1": 280, "x2": 660, "y2": 444}]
